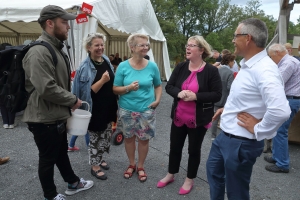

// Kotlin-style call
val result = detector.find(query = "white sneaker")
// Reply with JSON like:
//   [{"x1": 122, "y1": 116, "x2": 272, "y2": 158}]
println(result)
[
  {"x1": 8, "y1": 125, "x2": 14, "y2": 129},
  {"x1": 65, "y1": 178, "x2": 94, "y2": 196},
  {"x1": 53, "y1": 194, "x2": 66, "y2": 200},
  {"x1": 3, "y1": 124, "x2": 8, "y2": 129}
]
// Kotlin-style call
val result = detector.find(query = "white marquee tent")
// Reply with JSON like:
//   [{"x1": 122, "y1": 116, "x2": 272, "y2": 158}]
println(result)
[{"x1": 0, "y1": 0, "x2": 171, "y2": 80}]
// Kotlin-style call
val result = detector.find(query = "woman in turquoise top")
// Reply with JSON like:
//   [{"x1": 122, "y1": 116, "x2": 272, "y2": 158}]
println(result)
[{"x1": 113, "y1": 33, "x2": 162, "y2": 182}]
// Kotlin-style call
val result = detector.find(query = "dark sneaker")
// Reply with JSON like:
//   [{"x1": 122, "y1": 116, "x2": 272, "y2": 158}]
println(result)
[
  {"x1": 265, "y1": 164, "x2": 289, "y2": 173},
  {"x1": 45, "y1": 194, "x2": 66, "y2": 200},
  {"x1": 65, "y1": 178, "x2": 94, "y2": 196},
  {"x1": 264, "y1": 155, "x2": 276, "y2": 164}
]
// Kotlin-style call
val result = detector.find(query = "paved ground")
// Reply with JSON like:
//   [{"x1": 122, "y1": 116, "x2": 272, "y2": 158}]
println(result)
[{"x1": 1, "y1": 82, "x2": 300, "y2": 200}]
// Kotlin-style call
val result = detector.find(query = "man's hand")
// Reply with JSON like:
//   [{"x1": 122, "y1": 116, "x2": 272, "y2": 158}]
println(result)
[
  {"x1": 212, "y1": 108, "x2": 224, "y2": 122},
  {"x1": 71, "y1": 98, "x2": 82, "y2": 112},
  {"x1": 237, "y1": 112, "x2": 261, "y2": 134}
]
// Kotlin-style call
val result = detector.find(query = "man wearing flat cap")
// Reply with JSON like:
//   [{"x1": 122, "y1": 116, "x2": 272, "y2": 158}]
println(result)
[{"x1": 22, "y1": 5, "x2": 93, "y2": 200}]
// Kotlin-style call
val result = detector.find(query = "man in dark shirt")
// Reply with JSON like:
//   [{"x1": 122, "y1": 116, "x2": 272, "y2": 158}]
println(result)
[{"x1": 114, "y1": 52, "x2": 122, "y2": 65}]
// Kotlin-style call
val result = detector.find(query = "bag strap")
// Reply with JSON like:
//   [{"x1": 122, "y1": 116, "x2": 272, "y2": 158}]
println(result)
[
  {"x1": 25, "y1": 41, "x2": 59, "y2": 94},
  {"x1": 25, "y1": 41, "x2": 58, "y2": 67}
]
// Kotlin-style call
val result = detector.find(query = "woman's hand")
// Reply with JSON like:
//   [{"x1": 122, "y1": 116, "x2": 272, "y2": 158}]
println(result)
[
  {"x1": 129, "y1": 81, "x2": 139, "y2": 91},
  {"x1": 101, "y1": 70, "x2": 110, "y2": 83},
  {"x1": 148, "y1": 101, "x2": 160, "y2": 109},
  {"x1": 179, "y1": 90, "x2": 197, "y2": 101},
  {"x1": 178, "y1": 90, "x2": 188, "y2": 99}
]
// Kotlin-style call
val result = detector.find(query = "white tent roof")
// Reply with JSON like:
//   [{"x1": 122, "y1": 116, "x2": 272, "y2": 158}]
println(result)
[{"x1": 0, "y1": 0, "x2": 171, "y2": 80}]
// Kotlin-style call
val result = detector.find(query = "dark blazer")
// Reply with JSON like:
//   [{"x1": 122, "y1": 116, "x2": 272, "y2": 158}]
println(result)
[{"x1": 166, "y1": 61, "x2": 222, "y2": 127}]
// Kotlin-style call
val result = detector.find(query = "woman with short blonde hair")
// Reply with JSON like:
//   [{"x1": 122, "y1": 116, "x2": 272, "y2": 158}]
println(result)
[
  {"x1": 157, "y1": 35, "x2": 222, "y2": 195},
  {"x1": 113, "y1": 33, "x2": 162, "y2": 182},
  {"x1": 72, "y1": 32, "x2": 118, "y2": 180}
]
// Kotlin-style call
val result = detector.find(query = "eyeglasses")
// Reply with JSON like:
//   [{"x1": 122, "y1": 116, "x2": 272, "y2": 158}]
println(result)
[
  {"x1": 135, "y1": 44, "x2": 150, "y2": 48},
  {"x1": 233, "y1": 33, "x2": 248, "y2": 40},
  {"x1": 185, "y1": 44, "x2": 200, "y2": 48}
]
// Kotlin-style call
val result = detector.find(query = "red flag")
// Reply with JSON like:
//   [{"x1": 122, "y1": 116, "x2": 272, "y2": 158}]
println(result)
[
  {"x1": 76, "y1": 13, "x2": 88, "y2": 24},
  {"x1": 81, "y1": 2, "x2": 93, "y2": 14}
]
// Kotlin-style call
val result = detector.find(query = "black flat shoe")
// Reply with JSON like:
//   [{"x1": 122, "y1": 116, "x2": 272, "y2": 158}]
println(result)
[
  {"x1": 100, "y1": 160, "x2": 110, "y2": 170},
  {"x1": 91, "y1": 168, "x2": 107, "y2": 180}
]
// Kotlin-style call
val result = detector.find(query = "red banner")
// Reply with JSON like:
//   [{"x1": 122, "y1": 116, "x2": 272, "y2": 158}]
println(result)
[
  {"x1": 81, "y1": 2, "x2": 93, "y2": 14},
  {"x1": 76, "y1": 13, "x2": 88, "y2": 24}
]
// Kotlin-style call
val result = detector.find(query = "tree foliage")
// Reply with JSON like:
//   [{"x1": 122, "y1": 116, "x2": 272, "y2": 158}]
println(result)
[{"x1": 151, "y1": 0, "x2": 298, "y2": 61}]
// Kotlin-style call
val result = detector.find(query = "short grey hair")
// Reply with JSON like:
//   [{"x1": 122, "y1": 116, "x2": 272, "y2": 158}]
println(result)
[
  {"x1": 268, "y1": 43, "x2": 288, "y2": 54},
  {"x1": 83, "y1": 33, "x2": 106, "y2": 51},
  {"x1": 239, "y1": 18, "x2": 268, "y2": 48},
  {"x1": 127, "y1": 33, "x2": 150, "y2": 52}
]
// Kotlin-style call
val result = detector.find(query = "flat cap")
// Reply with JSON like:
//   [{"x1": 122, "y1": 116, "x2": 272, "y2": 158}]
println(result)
[{"x1": 38, "y1": 5, "x2": 77, "y2": 24}]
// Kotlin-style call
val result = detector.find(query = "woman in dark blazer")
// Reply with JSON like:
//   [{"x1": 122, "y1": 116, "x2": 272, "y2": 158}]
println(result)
[{"x1": 157, "y1": 35, "x2": 222, "y2": 195}]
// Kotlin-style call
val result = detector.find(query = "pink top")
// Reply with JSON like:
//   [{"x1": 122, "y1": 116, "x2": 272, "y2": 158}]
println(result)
[{"x1": 174, "y1": 67, "x2": 212, "y2": 129}]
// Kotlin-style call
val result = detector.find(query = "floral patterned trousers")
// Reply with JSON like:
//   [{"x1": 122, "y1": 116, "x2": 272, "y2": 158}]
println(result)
[{"x1": 88, "y1": 123, "x2": 112, "y2": 166}]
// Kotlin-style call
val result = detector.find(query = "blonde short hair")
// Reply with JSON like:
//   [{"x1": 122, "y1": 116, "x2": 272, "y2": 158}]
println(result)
[
  {"x1": 284, "y1": 43, "x2": 292, "y2": 49},
  {"x1": 83, "y1": 33, "x2": 106, "y2": 52},
  {"x1": 188, "y1": 35, "x2": 212, "y2": 59},
  {"x1": 127, "y1": 33, "x2": 150, "y2": 52}
]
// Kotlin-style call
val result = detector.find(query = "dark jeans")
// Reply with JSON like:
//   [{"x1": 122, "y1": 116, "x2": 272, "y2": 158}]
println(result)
[
  {"x1": 206, "y1": 131, "x2": 264, "y2": 200},
  {"x1": 0, "y1": 105, "x2": 16, "y2": 125},
  {"x1": 28, "y1": 122, "x2": 79, "y2": 199},
  {"x1": 168, "y1": 122, "x2": 207, "y2": 178}
]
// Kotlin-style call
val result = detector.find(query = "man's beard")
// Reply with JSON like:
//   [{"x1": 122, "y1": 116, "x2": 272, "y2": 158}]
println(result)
[{"x1": 53, "y1": 25, "x2": 68, "y2": 41}]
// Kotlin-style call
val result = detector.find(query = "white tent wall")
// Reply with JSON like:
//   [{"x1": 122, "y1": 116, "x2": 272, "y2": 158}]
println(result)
[{"x1": 0, "y1": 0, "x2": 171, "y2": 80}]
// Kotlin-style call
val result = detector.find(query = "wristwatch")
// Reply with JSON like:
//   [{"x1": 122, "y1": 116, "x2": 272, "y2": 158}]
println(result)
[{"x1": 126, "y1": 86, "x2": 129, "y2": 93}]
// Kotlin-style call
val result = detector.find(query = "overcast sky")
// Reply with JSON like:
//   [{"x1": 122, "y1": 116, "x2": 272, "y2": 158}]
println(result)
[{"x1": 230, "y1": 0, "x2": 300, "y2": 23}]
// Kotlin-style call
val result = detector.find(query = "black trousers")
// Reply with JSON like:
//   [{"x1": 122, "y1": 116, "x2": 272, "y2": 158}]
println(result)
[
  {"x1": 168, "y1": 122, "x2": 207, "y2": 178},
  {"x1": 0, "y1": 105, "x2": 16, "y2": 125},
  {"x1": 28, "y1": 122, "x2": 79, "y2": 199}
]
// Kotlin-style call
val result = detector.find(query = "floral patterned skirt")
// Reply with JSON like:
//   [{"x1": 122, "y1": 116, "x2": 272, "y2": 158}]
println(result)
[{"x1": 117, "y1": 107, "x2": 156, "y2": 141}]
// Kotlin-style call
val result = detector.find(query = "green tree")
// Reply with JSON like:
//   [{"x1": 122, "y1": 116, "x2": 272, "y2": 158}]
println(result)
[{"x1": 151, "y1": 0, "x2": 279, "y2": 62}]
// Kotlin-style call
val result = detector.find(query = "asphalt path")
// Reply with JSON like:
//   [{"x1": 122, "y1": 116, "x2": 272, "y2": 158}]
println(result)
[{"x1": 1, "y1": 82, "x2": 300, "y2": 199}]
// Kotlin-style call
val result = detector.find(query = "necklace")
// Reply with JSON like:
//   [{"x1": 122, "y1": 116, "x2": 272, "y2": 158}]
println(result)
[
  {"x1": 189, "y1": 60, "x2": 204, "y2": 71},
  {"x1": 91, "y1": 57, "x2": 103, "y2": 66}
]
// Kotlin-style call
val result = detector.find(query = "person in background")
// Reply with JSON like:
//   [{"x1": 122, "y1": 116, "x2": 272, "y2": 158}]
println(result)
[
  {"x1": 0, "y1": 156, "x2": 9, "y2": 165},
  {"x1": 206, "y1": 18, "x2": 290, "y2": 200},
  {"x1": 23, "y1": 5, "x2": 94, "y2": 200},
  {"x1": 264, "y1": 43, "x2": 300, "y2": 173},
  {"x1": 113, "y1": 33, "x2": 162, "y2": 183},
  {"x1": 157, "y1": 35, "x2": 222, "y2": 195},
  {"x1": 123, "y1": 55, "x2": 128, "y2": 61},
  {"x1": 221, "y1": 49, "x2": 239, "y2": 73},
  {"x1": 212, "y1": 50, "x2": 222, "y2": 67},
  {"x1": 109, "y1": 54, "x2": 118, "y2": 72},
  {"x1": 72, "y1": 33, "x2": 118, "y2": 180},
  {"x1": 284, "y1": 43, "x2": 300, "y2": 61},
  {"x1": 0, "y1": 43, "x2": 16, "y2": 129},
  {"x1": 113, "y1": 52, "x2": 122, "y2": 65},
  {"x1": 68, "y1": 133, "x2": 89, "y2": 151},
  {"x1": 210, "y1": 53, "x2": 235, "y2": 140}
]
